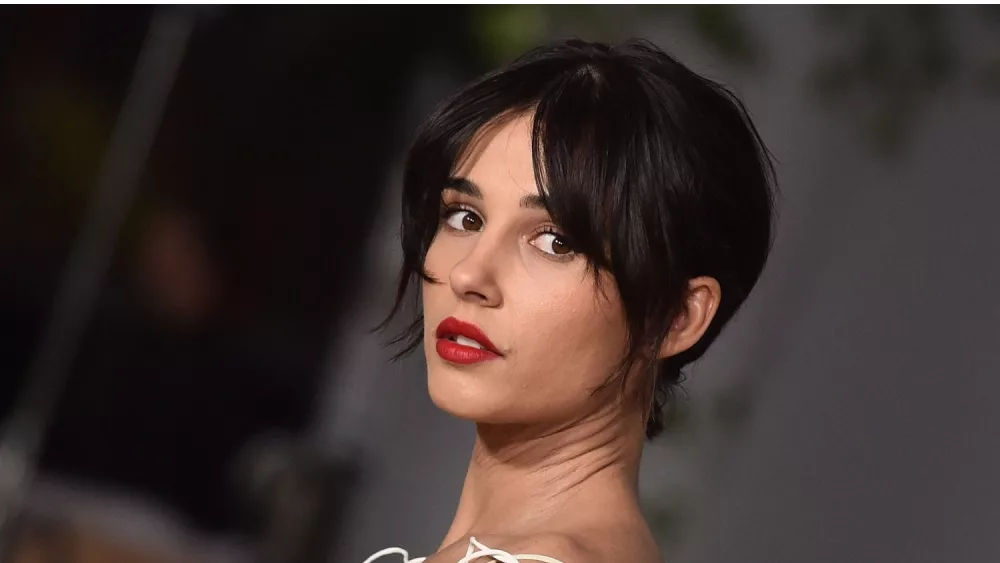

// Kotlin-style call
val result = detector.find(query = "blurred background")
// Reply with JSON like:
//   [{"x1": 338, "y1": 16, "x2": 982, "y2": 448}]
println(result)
[{"x1": 2, "y1": 5, "x2": 1000, "y2": 563}]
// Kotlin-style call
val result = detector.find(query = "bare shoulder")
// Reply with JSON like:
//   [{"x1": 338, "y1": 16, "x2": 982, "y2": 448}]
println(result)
[
  {"x1": 556, "y1": 526, "x2": 661, "y2": 563},
  {"x1": 508, "y1": 532, "x2": 593, "y2": 561}
]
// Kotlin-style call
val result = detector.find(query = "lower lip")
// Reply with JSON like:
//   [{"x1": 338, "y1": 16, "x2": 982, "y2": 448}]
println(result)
[{"x1": 435, "y1": 339, "x2": 501, "y2": 365}]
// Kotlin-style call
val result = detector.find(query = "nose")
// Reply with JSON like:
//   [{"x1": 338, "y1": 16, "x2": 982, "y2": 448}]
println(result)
[{"x1": 449, "y1": 236, "x2": 503, "y2": 308}]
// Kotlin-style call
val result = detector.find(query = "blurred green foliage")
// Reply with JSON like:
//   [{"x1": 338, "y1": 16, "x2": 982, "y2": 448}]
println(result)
[
  {"x1": 472, "y1": 5, "x2": 759, "y2": 68},
  {"x1": 642, "y1": 495, "x2": 693, "y2": 551}
]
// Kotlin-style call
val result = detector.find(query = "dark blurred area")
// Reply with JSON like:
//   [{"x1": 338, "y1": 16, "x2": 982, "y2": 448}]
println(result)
[{"x1": 0, "y1": 6, "x2": 481, "y2": 563}]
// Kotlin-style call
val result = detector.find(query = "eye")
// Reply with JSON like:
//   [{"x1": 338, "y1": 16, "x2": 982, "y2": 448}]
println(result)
[
  {"x1": 443, "y1": 208, "x2": 484, "y2": 232},
  {"x1": 530, "y1": 231, "x2": 574, "y2": 257}
]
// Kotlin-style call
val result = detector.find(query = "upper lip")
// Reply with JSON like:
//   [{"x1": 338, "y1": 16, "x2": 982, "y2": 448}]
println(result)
[{"x1": 435, "y1": 316, "x2": 503, "y2": 356}]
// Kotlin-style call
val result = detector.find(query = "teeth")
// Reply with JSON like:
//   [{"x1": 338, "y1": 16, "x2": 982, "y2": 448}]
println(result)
[{"x1": 454, "y1": 335, "x2": 485, "y2": 350}]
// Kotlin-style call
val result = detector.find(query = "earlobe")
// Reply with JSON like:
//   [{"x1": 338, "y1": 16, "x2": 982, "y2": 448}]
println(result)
[{"x1": 657, "y1": 277, "x2": 722, "y2": 360}]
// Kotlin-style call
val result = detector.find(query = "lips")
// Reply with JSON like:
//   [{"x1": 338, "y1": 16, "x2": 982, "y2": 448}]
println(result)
[{"x1": 435, "y1": 316, "x2": 503, "y2": 364}]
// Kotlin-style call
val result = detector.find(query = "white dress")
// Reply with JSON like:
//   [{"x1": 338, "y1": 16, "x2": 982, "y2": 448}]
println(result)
[{"x1": 362, "y1": 536, "x2": 565, "y2": 563}]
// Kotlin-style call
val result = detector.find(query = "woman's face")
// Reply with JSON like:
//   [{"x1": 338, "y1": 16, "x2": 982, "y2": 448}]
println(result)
[{"x1": 422, "y1": 113, "x2": 632, "y2": 428}]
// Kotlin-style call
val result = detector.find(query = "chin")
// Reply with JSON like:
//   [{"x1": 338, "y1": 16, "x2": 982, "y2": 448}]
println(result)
[{"x1": 426, "y1": 359, "x2": 512, "y2": 423}]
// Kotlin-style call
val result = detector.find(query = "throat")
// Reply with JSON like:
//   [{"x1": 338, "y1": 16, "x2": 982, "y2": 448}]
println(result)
[{"x1": 439, "y1": 417, "x2": 642, "y2": 547}]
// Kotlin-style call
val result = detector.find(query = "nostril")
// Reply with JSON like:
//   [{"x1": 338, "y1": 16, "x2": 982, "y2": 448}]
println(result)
[{"x1": 466, "y1": 290, "x2": 490, "y2": 302}]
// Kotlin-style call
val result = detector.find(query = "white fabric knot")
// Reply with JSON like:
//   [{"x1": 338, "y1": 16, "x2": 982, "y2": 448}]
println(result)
[{"x1": 362, "y1": 536, "x2": 565, "y2": 563}]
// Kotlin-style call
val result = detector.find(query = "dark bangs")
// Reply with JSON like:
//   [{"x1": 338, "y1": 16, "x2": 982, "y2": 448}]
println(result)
[{"x1": 380, "y1": 39, "x2": 776, "y2": 439}]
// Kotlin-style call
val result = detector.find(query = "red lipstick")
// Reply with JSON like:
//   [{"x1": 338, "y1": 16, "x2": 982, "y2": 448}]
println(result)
[{"x1": 434, "y1": 316, "x2": 503, "y2": 365}]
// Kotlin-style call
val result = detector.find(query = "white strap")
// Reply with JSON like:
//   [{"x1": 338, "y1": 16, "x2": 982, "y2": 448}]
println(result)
[
  {"x1": 363, "y1": 536, "x2": 565, "y2": 563},
  {"x1": 362, "y1": 547, "x2": 416, "y2": 563}
]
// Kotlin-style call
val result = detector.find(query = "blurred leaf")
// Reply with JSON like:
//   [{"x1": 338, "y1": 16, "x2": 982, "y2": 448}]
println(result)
[
  {"x1": 472, "y1": 5, "x2": 760, "y2": 69},
  {"x1": 816, "y1": 5, "x2": 863, "y2": 27},
  {"x1": 21, "y1": 79, "x2": 111, "y2": 205},
  {"x1": 473, "y1": 5, "x2": 548, "y2": 65},
  {"x1": 688, "y1": 5, "x2": 758, "y2": 66},
  {"x1": 642, "y1": 495, "x2": 692, "y2": 550},
  {"x1": 866, "y1": 97, "x2": 913, "y2": 156},
  {"x1": 659, "y1": 391, "x2": 698, "y2": 445},
  {"x1": 808, "y1": 59, "x2": 857, "y2": 104},
  {"x1": 910, "y1": 6, "x2": 954, "y2": 87},
  {"x1": 548, "y1": 5, "x2": 618, "y2": 40},
  {"x1": 856, "y1": 18, "x2": 891, "y2": 84},
  {"x1": 917, "y1": 39, "x2": 954, "y2": 87},
  {"x1": 713, "y1": 379, "x2": 757, "y2": 437}
]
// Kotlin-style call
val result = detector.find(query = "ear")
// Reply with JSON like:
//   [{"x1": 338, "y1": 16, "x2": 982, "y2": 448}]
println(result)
[{"x1": 658, "y1": 276, "x2": 722, "y2": 360}]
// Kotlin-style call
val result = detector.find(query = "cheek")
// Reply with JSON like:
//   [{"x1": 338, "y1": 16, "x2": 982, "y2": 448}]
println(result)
[{"x1": 508, "y1": 276, "x2": 627, "y2": 385}]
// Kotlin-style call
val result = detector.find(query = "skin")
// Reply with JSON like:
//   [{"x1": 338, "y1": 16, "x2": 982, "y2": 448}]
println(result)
[{"x1": 420, "y1": 112, "x2": 721, "y2": 563}]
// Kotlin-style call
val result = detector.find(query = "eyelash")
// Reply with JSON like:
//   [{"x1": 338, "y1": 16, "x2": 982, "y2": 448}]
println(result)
[{"x1": 438, "y1": 203, "x2": 576, "y2": 261}]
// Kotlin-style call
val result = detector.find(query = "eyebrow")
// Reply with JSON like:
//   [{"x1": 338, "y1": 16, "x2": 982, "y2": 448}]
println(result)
[{"x1": 445, "y1": 177, "x2": 547, "y2": 210}]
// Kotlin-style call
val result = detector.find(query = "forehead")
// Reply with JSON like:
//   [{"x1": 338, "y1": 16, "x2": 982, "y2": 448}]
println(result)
[{"x1": 453, "y1": 113, "x2": 539, "y2": 199}]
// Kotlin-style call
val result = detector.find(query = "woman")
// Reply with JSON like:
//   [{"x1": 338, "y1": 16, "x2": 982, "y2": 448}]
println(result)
[{"x1": 366, "y1": 38, "x2": 776, "y2": 563}]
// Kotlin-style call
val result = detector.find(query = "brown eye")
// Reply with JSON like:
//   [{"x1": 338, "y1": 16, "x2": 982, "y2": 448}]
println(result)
[
  {"x1": 531, "y1": 232, "x2": 574, "y2": 257},
  {"x1": 445, "y1": 209, "x2": 484, "y2": 232},
  {"x1": 551, "y1": 236, "x2": 571, "y2": 255}
]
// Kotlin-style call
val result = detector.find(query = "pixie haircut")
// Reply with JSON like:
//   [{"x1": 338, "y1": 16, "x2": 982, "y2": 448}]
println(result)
[{"x1": 381, "y1": 38, "x2": 776, "y2": 439}]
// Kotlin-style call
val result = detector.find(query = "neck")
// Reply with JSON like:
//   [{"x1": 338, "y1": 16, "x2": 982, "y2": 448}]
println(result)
[{"x1": 439, "y1": 401, "x2": 646, "y2": 548}]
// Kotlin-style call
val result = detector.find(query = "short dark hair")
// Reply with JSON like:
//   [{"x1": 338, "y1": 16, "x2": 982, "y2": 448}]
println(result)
[{"x1": 380, "y1": 38, "x2": 777, "y2": 439}]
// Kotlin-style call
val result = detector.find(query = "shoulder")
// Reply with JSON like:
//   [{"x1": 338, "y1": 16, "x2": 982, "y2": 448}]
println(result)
[
  {"x1": 510, "y1": 532, "x2": 593, "y2": 562},
  {"x1": 526, "y1": 520, "x2": 662, "y2": 563}
]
